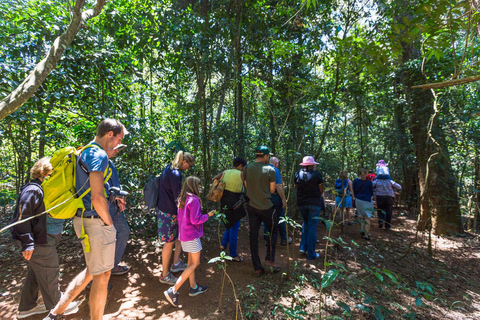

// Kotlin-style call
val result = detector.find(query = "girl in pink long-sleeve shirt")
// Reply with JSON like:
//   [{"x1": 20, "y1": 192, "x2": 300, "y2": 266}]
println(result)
[{"x1": 164, "y1": 176, "x2": 215, "y2": 307}]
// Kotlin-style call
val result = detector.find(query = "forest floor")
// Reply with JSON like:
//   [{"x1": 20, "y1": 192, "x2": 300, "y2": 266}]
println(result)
[{"x1": 0, "y1": 204, "x2": 480, "y2": 320}]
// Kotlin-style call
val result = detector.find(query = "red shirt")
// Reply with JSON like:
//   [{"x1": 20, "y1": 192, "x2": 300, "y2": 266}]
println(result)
[{"x1": 366, "y1": 174, "x2": 376, "y2": 182}]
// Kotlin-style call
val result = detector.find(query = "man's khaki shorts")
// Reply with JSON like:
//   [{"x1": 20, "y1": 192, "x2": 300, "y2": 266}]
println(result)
[{"x1": 73, "y1": 216, "x2": 116, "y2": 276}]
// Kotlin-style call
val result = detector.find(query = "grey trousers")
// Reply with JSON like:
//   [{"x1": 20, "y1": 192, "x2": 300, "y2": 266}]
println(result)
[{"x1": 18, "y1": 234, "x2": 61, "y2": 311}]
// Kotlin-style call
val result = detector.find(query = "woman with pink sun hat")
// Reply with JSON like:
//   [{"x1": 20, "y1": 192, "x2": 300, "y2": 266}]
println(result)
[{"x1": 294, "y1": 156, "x2": 325, "y2": 260}]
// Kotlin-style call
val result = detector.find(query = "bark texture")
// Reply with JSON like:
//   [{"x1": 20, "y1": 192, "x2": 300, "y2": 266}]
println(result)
[{"x1": 403, "y1": 68, "x2": 463, "y2": 235}]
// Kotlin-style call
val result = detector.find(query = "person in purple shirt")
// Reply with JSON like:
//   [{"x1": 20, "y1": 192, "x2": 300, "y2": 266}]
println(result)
[
  {"x1": 157, "y1": 150, "x2": 195, "y2": 286},
  {"x1": 164, "y1": 176, "x2": 215, "y2": 307},
  {"x1": 373, "y1": 173, "x2": 402, "y2": 230}
]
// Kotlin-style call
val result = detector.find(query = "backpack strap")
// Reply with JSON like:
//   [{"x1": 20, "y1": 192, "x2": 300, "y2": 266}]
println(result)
[
  {"x1": 76, "y1": 144, "x2": 113, "y2": 200},
  {"x1": 77, "y1": 144, "x2": 113, "y2": 253}
]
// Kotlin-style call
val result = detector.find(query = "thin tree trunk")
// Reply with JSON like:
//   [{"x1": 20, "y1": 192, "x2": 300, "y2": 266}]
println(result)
[
  {"x1": 233, "y1": 0, "x2": 244, "y2": 157},
  {"x1": 314, "y1": 60, "x2": 340, "y2": 160},
  {"x1": 474, "y1": 150, "x2": 479, "y2": 232}
]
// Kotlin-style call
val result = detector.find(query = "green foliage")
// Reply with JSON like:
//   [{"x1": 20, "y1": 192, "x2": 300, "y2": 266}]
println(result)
[
  {"x1": 0, "y1": 178, "x2": 16, "y2": 214},
  {"x1": 0, "y1": 0, "x2": 479, "y2": 316},
  {"x1": 274, "y1": 304, "x2": 308, "y2": 319},
  {"x1": 242, "y1": 284, "x2": 260, "y2": 319},
  {"x1": 321, "y1": 269, "x2": 340, "y2": 289}
]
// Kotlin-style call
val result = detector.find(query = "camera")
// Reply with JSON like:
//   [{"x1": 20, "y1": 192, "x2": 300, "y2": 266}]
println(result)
[
  {"x1": 233, "y1": 194, "x2": 249, "y2": 210},
  {"x1": 108, "y1": 186, "x2": 129, "y2": 202}
]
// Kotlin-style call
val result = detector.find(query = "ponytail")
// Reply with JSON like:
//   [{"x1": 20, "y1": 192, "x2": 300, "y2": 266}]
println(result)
[{"x1": 172, "y1": 150, "x2": 194, "y2": 170}]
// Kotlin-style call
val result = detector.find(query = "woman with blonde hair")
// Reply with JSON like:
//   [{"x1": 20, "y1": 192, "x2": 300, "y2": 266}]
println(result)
[
  {"x1": 164, "y1": 176, "x2": 215, "y2": 307},
  {"x1": 157, "y1": 150, "x2": 195, "y2": 285},
  {"x1": 11, "y1": 158, "x2": 58, "y2": 318},
  {"x1": 12, "y1": 158, "x2": 82, "y2": 319},
  {"x1": 353, "y1": 168, "x2": 374, "y2": 240}
]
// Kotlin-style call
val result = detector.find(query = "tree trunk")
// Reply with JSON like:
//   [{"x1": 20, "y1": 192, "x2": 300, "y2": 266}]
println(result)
[
  {"x1": 474, "y1": 150, "x2": 479, "y2": 232},
  {"x1": 469, "y1": 0, "x2": 480, "y2": 36},
  {"x1": 233, "y1": 0, "x2": 244, "y2": 157},
  {"x1": 314, "y1": 60, "x2": 340, "y2": 160},
  {"x1": 394, "y1": 1, "x2": 463, "y2": 235},
  {"x1": 393, "y1": 79, "x2": 418, "y2": 212},
  {"x1": 403, "y1": 68, "x2": 463, "y2": 235}
]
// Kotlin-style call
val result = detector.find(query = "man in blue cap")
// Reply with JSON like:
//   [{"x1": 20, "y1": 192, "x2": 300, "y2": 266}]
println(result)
[{"x1": 244, "y1": 146, "x2": 279, "y2": 275}]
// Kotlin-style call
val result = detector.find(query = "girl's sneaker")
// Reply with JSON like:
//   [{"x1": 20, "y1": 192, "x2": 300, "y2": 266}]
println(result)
[
  {"x1": 159, "y1": 272, "x2": 178, "y2": 285},
  {"x1": 164, "y1": 287, "x2": 179, "y2": 307},
  {"x1": 189, "y1": 284, "x2": 208, "y2": 296},
  {"x1": 171, "y1": 260, "x2": 188, "y2": 273},
  {"x1": 43, "y1": 313, "x2": 66, "y2": 320}
]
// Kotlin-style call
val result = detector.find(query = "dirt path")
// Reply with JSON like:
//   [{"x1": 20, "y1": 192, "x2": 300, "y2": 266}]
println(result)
[{"x1": 1, "y1": 207, "x2": 480, "y2": 319}]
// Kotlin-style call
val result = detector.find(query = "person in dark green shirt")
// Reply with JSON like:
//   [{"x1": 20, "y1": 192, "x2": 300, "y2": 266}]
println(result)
[{"x1": 244, "y1": 146, "x2": 279, "y2": 274}]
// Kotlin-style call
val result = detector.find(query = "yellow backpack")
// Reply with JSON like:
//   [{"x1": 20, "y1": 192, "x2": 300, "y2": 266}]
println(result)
[{"x1": 42, "y1": 144, "x2": 112, "y2": 252}]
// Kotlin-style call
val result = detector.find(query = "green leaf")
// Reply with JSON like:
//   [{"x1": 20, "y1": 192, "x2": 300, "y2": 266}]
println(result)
[
  {"x1": 374, "y1": 307, "x2": 385, "y2": 320},
  {"x1": 325, "y1": 262, "x2": 347, "y2": 271},
  {"x1": 415, "y1": 297, "x2": 423, "y2": 307},
  {"x1": 336, "y1": 301, "x2": 351, "y2": 313},
  {"x1": 374, "y1": 272, "x2": 384, "y2": 282},
  {"x1": 355, "y1": 304, "x2": 371, "y2": 312},
  {"x1": 321, "y1": 269, "x2": 340, "y2": 289},
  {"x1": 382, "y1": 269, "x2": 399, "y2": 284}
]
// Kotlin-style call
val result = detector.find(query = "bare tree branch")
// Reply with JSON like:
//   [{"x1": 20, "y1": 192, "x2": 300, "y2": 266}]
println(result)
[
  {"x1": 0, "y1": 0, "x2": 106, "y2": 120},
  {"x1": 411, "y1": 74, "x2": 480, "y2": 90}
]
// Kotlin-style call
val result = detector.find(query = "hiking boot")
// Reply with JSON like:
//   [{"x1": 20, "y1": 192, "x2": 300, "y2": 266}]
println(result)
[
  {"x1": 111, "y1": 265, "x2": 130, "y2": 276},
  {"x1": 360, "y1": 231, "x2": 365, "y2": 237},
  {"x1": 164, "y1": 287, "x2": 179, "y2": 307},
  {"x1": 365, "y1": 235, "x2": 371, "y2": 241},
  {"x1": 189, "y1": 284, "x2": 208, "y2": 296},
  {"x1": 43, "y1": 312, "x2": 65, "y2": 320},
  {"x1": 159, "y1": 272, "x2": 178, "y2": 285},
  {"x1": 171, "y1": 260, "x2": 188, "y2": 273},
  {"x1": 18, "y1": 304, "x2": 48, "y2": 319}
]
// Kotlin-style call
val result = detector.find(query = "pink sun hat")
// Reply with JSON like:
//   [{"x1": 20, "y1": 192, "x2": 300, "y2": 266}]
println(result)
[{"x1": 300, "y1": 156, "x2": 319, "y2": 166}]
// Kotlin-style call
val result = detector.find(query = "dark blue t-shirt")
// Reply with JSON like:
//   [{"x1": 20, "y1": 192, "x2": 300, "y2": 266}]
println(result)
[
  {"x1": 156, "y1": 164, "x2": 183, "y2": 215},
  {"x1": 76, "y1": 142, "x2": 109, "y2": 217},
  {"x1": 294, "y1": 169, "x2": 324, "y2": 207},
  {"x1": 352, "y1": 178, "x2": 374, "y2": 202}
]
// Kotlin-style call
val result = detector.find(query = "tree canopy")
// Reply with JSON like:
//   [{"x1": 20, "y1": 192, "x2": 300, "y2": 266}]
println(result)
[{"x1": 1, "y1": 0, "x2": 480, "y2": 318}]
